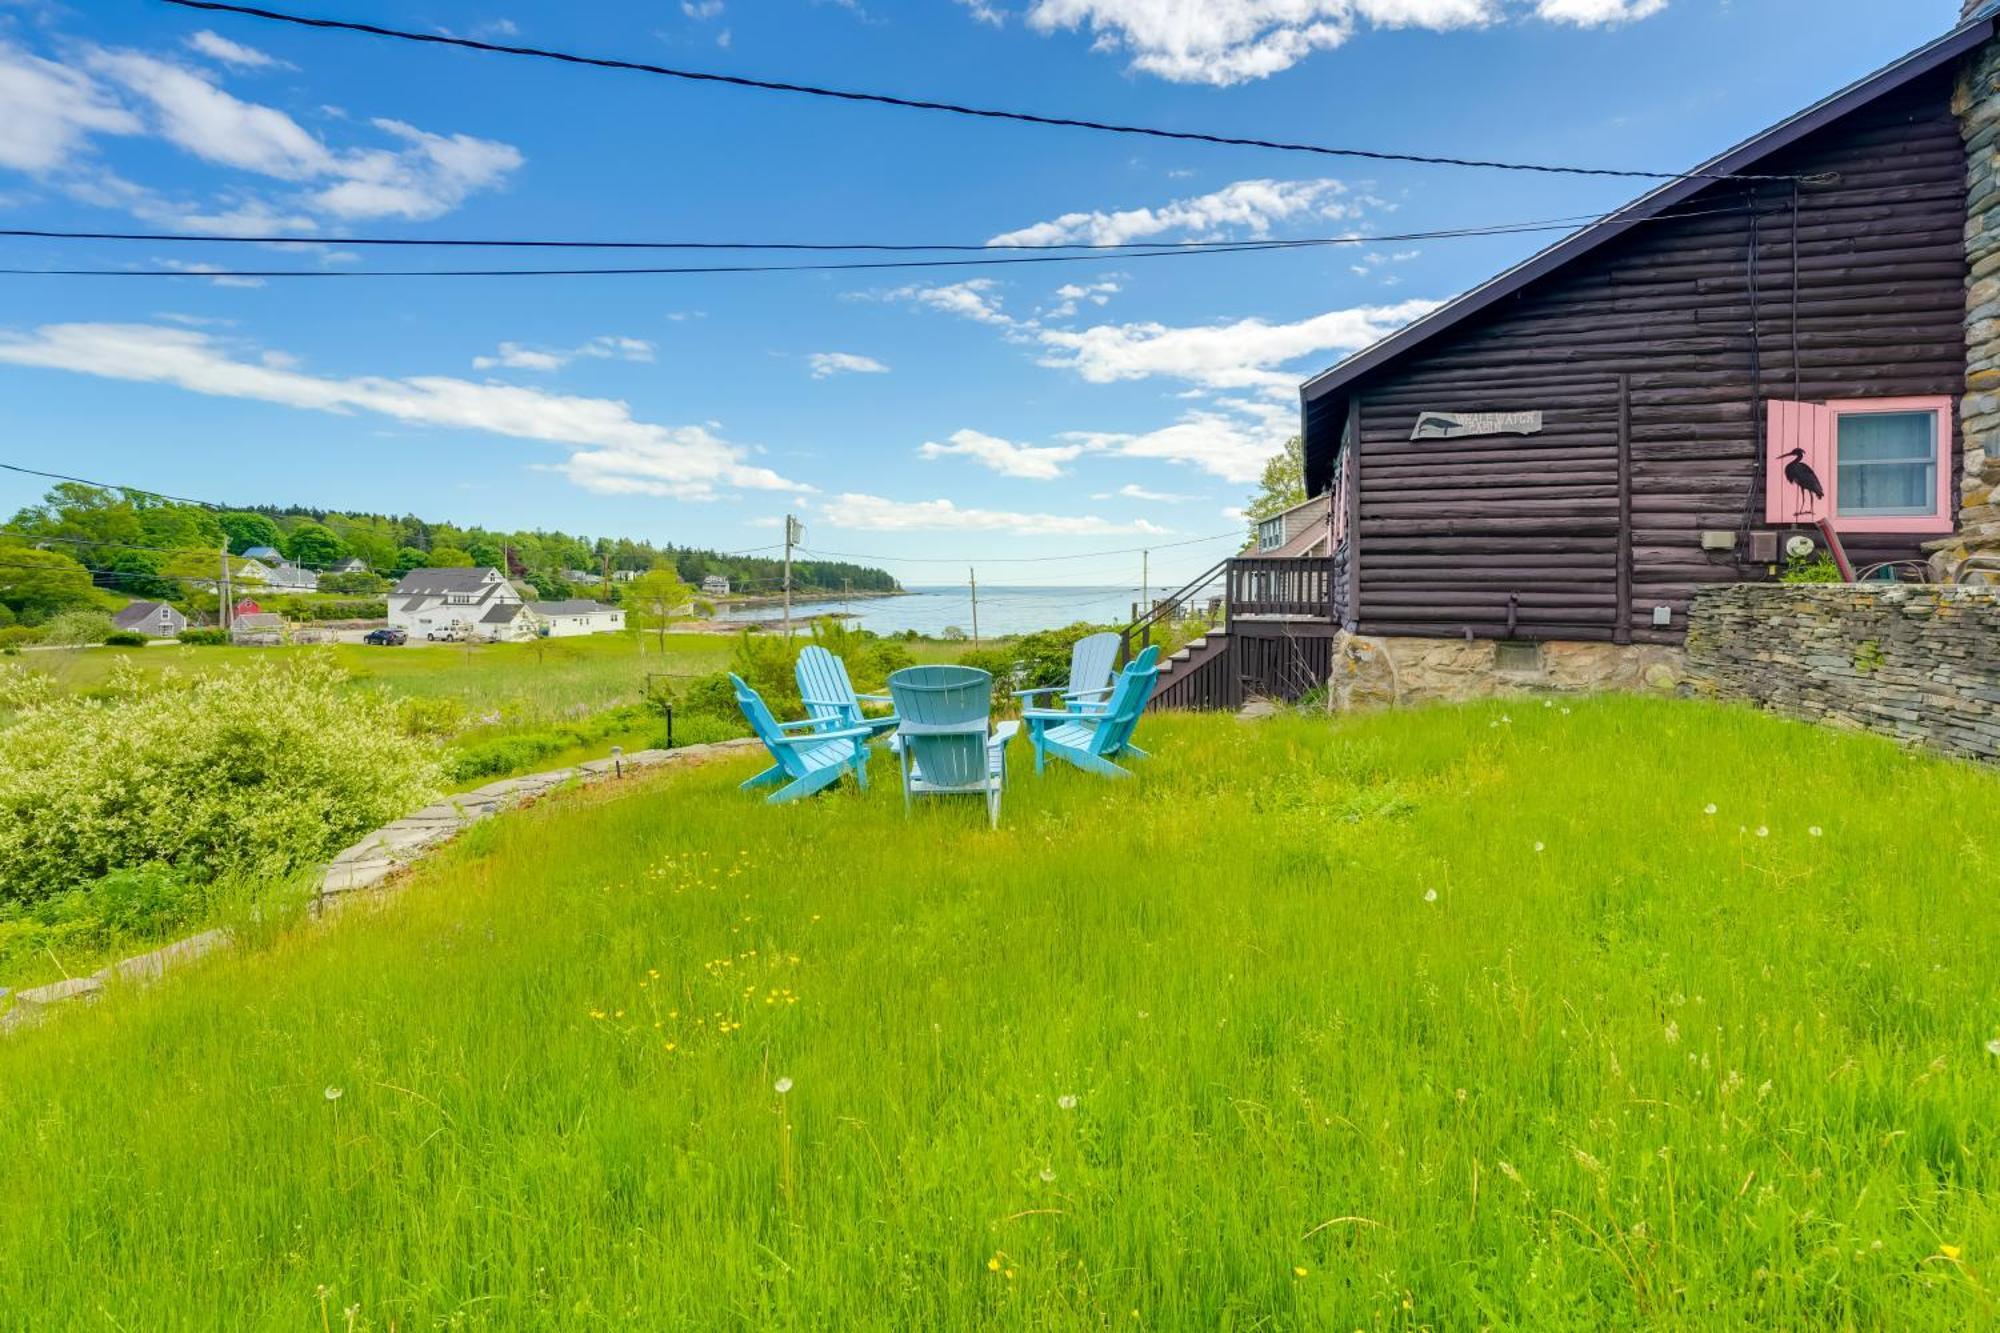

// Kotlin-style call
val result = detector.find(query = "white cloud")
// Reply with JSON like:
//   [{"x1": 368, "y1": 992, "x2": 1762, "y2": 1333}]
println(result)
[
  {"x1": 154, "y1": 259, "x2": 266, "y2": 289},
  {"x1": 1045, "y1": 278, "x2": 1120, "y2": 319},
  {"x1": 0, "y1": 323, "x2": 795, "y2": 500},
  {"x1": 1037, "y1": 299, "x2": 1440, "y2": 391},
  {"x1": 1020, "y1": 0, "x2": 1660, "y2": 85},
  {"x1": 87, "y1": 48, "x2": 331, "y2": 178},
  {"x1": 956, "y1": 0, "x2": 1008, "y2": 24},
  {"x1": 0, "y1": 40, "x2": 143, "y2": 173},
  {"x1": 473, "y1": 335, "x2": 657, "y2": 371},
  {"x1": 991, "y1": 179, "x2": 1351, "y2": 247},
  {"x1": 807, "y1": 351, "x2": 890, "y2": 378},
  {"x1": 1062, "y1": 408, "x2": 1285, "y2": 484},
  {"x1": 918, "y1": 428, "x2": 1085, "y2": 480},
  {"x1": 821, "y1": 492, "x2": 1168, "y2": 536},
  {"x1": 308, "y1": 117, "x2": 521, "y2": 220},
  {"x1": 1096, "y1": 483, "x2": 1194, "y2": 502},
  {"x1": 684, "y1": 0, "x2": 726, "y2": 15},
  {"x1": 184, "y1": 30, "x2": 294, "y2": 71},
  {"x1": 877, "y1": 277, "x2": 1021, "y2": 328},
  {"x1": 1536, "y1": 0, "x2": 1665, "y2": 24},
  {"x1": 14, "y1": 44, "x2": 523, "y2": 226}
]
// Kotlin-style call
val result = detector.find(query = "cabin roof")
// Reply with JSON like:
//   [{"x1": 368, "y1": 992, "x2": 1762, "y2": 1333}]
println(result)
[{"x1": 1297, "y1": 12, "x2": 1996, "y2": 419}]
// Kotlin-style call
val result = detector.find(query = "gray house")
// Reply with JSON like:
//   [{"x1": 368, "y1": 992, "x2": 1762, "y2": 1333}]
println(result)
[{"x1": 111, "y1": 601, "x2": 187, "y2": 639}]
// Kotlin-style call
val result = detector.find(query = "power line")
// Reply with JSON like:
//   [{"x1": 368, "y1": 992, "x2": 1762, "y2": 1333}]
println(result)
[
  {"x1": 0, "y1": 206, "x2": 1742, "y2": 253},
  {"x1": 0, "y1": 461, "x2": 223, "y2": 511},
  {"x1": 160, "y1": 0, "x2": 1806, "y2": 185},
  {"x1": 0, "y1": 203, "x2": 1768, "y2": 280}
]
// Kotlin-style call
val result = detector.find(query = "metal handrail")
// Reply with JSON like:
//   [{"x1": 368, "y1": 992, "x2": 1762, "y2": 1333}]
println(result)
[
  {"x1": 1119, "y1": 556, "x2": 1230, "y2": 664},
  {"x1": 1950, "y1": 553, "x2": 2000, "y2": 585}
]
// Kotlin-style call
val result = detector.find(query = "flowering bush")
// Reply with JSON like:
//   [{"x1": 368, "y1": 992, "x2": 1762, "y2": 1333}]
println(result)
[{"x1": 0, "y1": 658, "x2": 442, "y2": 904}]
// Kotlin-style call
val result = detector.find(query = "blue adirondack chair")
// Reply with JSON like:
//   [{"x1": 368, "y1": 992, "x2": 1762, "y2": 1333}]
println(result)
[
  {"x1": 886, "y1": 665, "x2": 1018, "y2": 828},
  {"x1": 1012, "y1": 630, "x2": 1121, "y2": 718},
  {"x1": 795, "y1": 644, "x2": 899, "y2": 740},
  {"x1": 731, "y1": 673, "x2": 873, "y2": 804},
  {"x1": 1021, "y1": 651, "x2": 1159, "y2": 779}
]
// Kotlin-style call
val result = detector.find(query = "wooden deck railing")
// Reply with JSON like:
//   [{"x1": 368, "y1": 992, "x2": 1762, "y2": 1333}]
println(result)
[{"x1": 1227, "y1": 556, "x2": 1333, "y2": 619}]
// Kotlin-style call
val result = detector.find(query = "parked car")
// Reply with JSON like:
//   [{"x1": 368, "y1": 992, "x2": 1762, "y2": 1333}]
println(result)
[{"x1": 363, "y1": 627, "x2": 408, "y2": 646}]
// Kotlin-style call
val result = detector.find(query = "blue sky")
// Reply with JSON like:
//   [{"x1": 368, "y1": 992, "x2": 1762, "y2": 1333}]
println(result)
[{"x1": 0, "y1": 0, "x2": 1967, "y2": 585}]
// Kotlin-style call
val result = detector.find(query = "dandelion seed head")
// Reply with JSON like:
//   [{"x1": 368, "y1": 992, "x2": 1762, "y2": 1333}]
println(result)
[
  {"x1": 1039, "y1": 1167, "x2": 1056, "y2": 1183},
  {"x1": 1755, "y1": 825, "x2": 1769, "y2": 838},
  {"x1": 1423, "y1": 888, "x2": 1438, "y2": 903},
  {"x1": 1703, "y1": 803, "x2": 1717, "y2": 815},
  {"x1": 1985, "y1": 1038, "x2": 2000, "y2": 1057},
  {"x1": 1533, "y1": 841, "x2": 1545, "y2": 853},
  {"x1": 323, "y1": 1086, "x2": 342, "y2": 1101},
  {"x1": 1058, "y1": 1094, "x2": 1078, "y2": 1110},
  {"x1": 774, "y1": 1077, "x2": 793, "y2": 1094},
  {"x1": 1809, "y1": 825, "x2": 1823, "y2": 837}
]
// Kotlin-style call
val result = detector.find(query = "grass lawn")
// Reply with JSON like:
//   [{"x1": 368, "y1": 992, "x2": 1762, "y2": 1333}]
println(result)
[{"x1": 2, "y1": 697, "x2": 1996, "y2": 1328}]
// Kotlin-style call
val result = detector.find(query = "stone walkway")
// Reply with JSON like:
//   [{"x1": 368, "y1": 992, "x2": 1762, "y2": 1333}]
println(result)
[{"x1": 0, "y1": 739, "x2": 760, "y2": 1033}]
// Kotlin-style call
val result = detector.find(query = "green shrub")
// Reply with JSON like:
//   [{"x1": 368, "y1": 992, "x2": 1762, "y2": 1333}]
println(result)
[
  {"x1": 272, "y1": 597, "x2": 388, "y2": 622},
  {"x1": 176, "y1": 627, "x2": 230, "y2": 646},
  {"x1": 1781, "y1": 552, "x2": 1843, "y2": 584},
  {"x1": 960, "y1": 620, "x2": 1116, "y2": 693},
  {"x1": 662, "y1": 711, "x2": 746, "y2": 747},
  {"x1": 0, "y1": 626, "x2": 40, "y2": 650},
  {"x1": 0, "y1": 657, "x2": 442, "y2": 904},
  {"x1": 443, "y1": 703, "x2": 654, "y2": 783},
  {"x1": 103, "y1": 630, "x2": 150, "y2": 648},
  {"x1": 36, "y1": 609, "x2": 114, "y2": 646},
  {"x1": 316, "y1": 570, "x2": 390, "y2": 596}
]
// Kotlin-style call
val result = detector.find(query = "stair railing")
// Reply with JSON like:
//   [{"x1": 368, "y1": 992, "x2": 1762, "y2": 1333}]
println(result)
[{"x1": 1119, "y1": 556, "x2": 1230, "y2": 665}]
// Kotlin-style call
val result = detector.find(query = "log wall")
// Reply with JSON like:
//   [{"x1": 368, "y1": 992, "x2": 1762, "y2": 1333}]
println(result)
[{"x1": 1337, "y1": 69, "x2": 1967, "y2": 645}]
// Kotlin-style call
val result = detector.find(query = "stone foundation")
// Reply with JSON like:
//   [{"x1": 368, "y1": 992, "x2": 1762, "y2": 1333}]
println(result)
[
  {"x1": 1329, "y1": 632, "x2": 1686, "y2": 711},
  {"x1": 1950, "y1": 5, "x2": 2000, "y2": 573},
  {"x1": 1685, "y1": 583, "x2": 2000, "y2": 762}
]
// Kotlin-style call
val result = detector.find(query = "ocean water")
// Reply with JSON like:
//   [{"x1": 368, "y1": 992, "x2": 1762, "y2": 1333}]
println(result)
[{"x1": 715, "y1": 585, "x2": 1148, "y2": 638}]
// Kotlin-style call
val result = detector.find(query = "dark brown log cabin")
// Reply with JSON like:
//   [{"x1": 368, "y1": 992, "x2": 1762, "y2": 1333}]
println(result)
[{"x1": 1298, "y1": 16, "x2": 1992, "y2": 656}]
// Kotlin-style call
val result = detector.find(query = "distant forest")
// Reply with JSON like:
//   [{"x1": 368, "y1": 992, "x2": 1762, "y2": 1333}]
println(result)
[
  {"x1": 0, "y1": 483, "x2": 897, "y2": 622},
  {"x1": 242, "y1": 502, "x2": 901, "y2": 596}
]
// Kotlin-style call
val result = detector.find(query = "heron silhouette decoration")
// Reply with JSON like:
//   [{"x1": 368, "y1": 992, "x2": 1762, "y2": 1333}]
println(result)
[{"x1": 1781, "y1": 447, "x2": 1825, "y2": 520}]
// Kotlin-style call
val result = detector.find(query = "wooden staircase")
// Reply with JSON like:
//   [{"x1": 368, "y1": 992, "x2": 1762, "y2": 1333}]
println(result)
[{"x1": 1150, "y1": 626, "x2": 1234, "y2": 711}]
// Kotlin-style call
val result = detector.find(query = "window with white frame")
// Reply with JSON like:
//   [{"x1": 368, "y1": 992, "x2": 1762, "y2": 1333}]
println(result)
[
  {"x1": 1835, "y1": 409, "x2": 1937, "y2": 518},
  {"x1": 1256, "y1": 515, "x2": 1284, "y2": 550}
]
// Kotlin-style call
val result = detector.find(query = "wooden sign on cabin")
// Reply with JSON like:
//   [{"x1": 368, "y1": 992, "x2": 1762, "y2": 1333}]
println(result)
[{"x1": 1410, "y1": 410, "x2": 1544, "y2": 441}]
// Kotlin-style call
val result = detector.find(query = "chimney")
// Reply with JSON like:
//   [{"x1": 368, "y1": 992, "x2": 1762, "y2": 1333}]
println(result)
[{"x1": 1949, "y1": 1, "x2": 2000, "y2": 573}]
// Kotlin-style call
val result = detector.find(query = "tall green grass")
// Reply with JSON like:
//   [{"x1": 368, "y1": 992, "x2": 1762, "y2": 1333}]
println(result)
[{"x1": 0, "y1": 697, "x2": 1995, "y2": 1328}]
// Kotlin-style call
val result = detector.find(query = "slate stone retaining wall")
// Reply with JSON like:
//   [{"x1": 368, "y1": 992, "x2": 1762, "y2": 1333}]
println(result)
[
  {"x1": 0, "y1": 738, "x2": 759, "y2": 1032},
  {"x1": 1684, "y1": 584, "x2": 2000, "y2": 762}
]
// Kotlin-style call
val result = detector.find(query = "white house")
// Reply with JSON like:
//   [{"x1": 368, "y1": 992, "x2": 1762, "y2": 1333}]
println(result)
[
  {"x1": 389, "y1": 567, "x2": 523, "y2": 640},
  {"x1": 332, "y1": 556, "x2": 368, "y2": 574},
  {"x1": 236, "y1": 556, "x2": 318, "y2": 592},
  {"x1": 525, "y1": 599, "x2": 626, "y2": 637},
  {"x1": 701, "y1": 575, "x2": 731, "y2": 598}
]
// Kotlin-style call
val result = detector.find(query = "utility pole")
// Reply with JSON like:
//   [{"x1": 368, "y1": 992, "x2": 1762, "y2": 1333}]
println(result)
[
  {"x1": 968, "y1": 566, "x2": 980, "y2": 648},
  {"x1": 782, "y1": 513, "x2": 801, "y2": 638},
  {"x1": 1142, "y1": 548, "x2": 1150, "y2": 615},
  {"x1": 219, "y1": 539, "x2": 231, "y2": 633}
]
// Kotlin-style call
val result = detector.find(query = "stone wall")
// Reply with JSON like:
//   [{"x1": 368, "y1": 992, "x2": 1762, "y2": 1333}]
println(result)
[
  {"x1": 1685, "y1": 584, "x2": 2000, "y2": 762},
  {"x1": 1949, "y1": 4, "x2": 2000, "y2": 573},
  {"x1": 1330, "y1": 633, "x2": 1685, "y2": 711}
]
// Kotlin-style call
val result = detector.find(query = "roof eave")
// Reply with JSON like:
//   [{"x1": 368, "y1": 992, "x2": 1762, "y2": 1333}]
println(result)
[{"x1": 1300, "y1": 15, "x2": 1995, "y2": 404}]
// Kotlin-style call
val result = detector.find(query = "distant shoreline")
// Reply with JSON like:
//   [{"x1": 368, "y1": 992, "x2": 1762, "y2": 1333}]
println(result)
[{"x1": 715, "y1": 587, "x2": 904, "y2": 612}]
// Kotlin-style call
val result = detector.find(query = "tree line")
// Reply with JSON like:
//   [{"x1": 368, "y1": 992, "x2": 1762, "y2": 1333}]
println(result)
[{"x1": 0, "y1": 484, "x2": 900, "y2": 626}]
